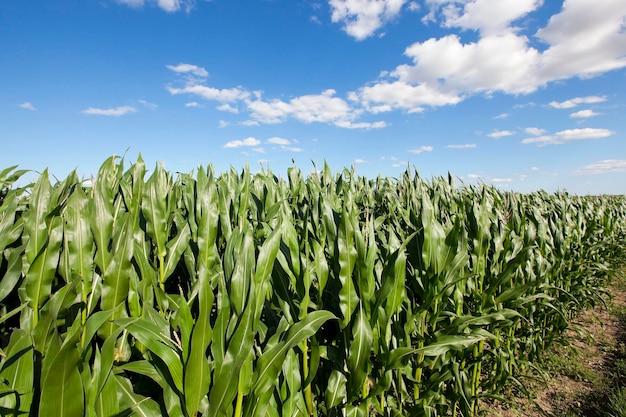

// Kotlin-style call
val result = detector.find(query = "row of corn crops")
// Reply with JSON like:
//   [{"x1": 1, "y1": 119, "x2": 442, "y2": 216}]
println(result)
[{"x1": 0, "y1": 156, "x2": 625, "y2": 417}]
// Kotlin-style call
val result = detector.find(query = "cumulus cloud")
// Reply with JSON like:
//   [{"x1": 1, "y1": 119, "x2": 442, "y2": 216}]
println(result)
[
  {"x1": 265, "y1": 137, "x2": 303, "y2": 152},
  {"x1": 437, "y1": 0, "x2": 543, "y2": 34},
  {"x1": 492, "y1": 178, "x2": 513, "y2": 183},
  {"x1": 521, "y1": 127, "x2": 614, "y2": 146},
  {"x1": 408, "y1": 145, "x2": 433, "y2": 154},
  {"x1": 245, "y1": 89, "x2": 385, "y2": 128},
  {"x1": 447, "y1": 143, "x2": 476, "y2": 149},
  {"x1": 186, "y1": 102, "x2": 201, "y2": 108},
  {"x1": 19, "y1": 102, "x2": 36, "y2": 111},
  {"x1": 487, "y1": 130, "x2": 515, "y2": 139},
  {"x1": 329, "y1": 0, "x2": 409, "y2": 40},
  {"x1": 223, "y1": 137, "x2": 261, "y2": 148},
  {"x1": 82, "y1": 106, "x2": 136, "y2": 116},
  {"x1": 354, "y1": 1, "x2": 626, "y2": 113},
  {"x1": 525, "y1": 127, "x2": 546, "y2": 136},
  {"x1": 549, "y1": 95, "x2": 607, "y2": 109},
  {"x1": 570, "y1": 109, "x2": 601, "y2": 118},
  {"x1": 494, "y1": 113, "x2": 509, "y2": 119},
  {"x1": 357, "y1": 81, "x2": 462, "y2": 112},
  {"x1": 576, "y1": 159, "x2": 626, "y2": 175},
  {"x1": 217, "y1": 103, "x2": 239, "y2": 113}
]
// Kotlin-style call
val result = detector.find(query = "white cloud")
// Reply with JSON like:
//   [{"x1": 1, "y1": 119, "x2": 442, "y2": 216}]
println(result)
[
  {"x1": 19, "y1": 102, "x2": 36, "y2": 111},
  {"x1": 549, "y1": 95, "x2": 607, "y2": 109},
  {"x1": 407, "y1": 2, "x2": 420, "y2": 11},
  {"x1": 168, "y1": 85, "x2": 249, "y2": 102},
  {"x1": 334, "y1": 120, "x2": 387, "y2": 129},
  {"x1": 186, "y1": 101, "x2": 201, "y2": 108},
  {"x1": 494, "y1": 113, "x2": 509, "y2": 119},
  {"x1": 408, "y1": 145, "x2": 433, "y2": 154},
  {"x1": 117, "y1": 0, "x2": 195, "y2": 12},
  {"x1": 166, "y1": 63, "x2": 208, "y2": 78},
  {"x1": 447, "y1": 143, "x2": 476, "y2": 149},
  {"x1": 531, "y1": 166, "x2": 540, "y2": 171},
  {"x1": 217, "y1": 103, "x2": 239, "y2": 113},
  {"x1": 522, "y1": 127, "x2": 614, "y2": 145},
  {"x1": 438, "y1": 0, "x2": 543, "y2": 35},
  {"x1": 218, "y1": 120, "x2": 229, "y2": 128},
  {"x1": 487, "y1": 130, "x2": 515, "y2": 139},
  {"x1": 570, "y1": 109, "x2": 601, "y2": 118},
  {"x1": 576, "y1": 159, "x2": 626, "y2": 175},
  {"x1": 535, "y1": 0, "x2": 626, "y2": 81},
  {"x1": 525, "y1": 127, "x2": 546, "y2": 136},
  {"x1": 329, "y1": 0, "x2": 409, "y2": 40},
  {"x1": 245, "y1": 89, "x2": 384, "y2": 128},
  {"x1": 138, "y1": 99, "x2": 158, "y2": 110},
  {"x1": 116, "y1": 0, "x2": 144, "y2": 8},
  {"x1": 82, "y1": 106, "x2": 136, "y2": 116},
  {"x1": 267, "y1": 137, "x2": 291, "y2": 145},
  {"x1": 492, "y1": 178, "x2": 513, "y2": 183},
  {"x1": 252, "y1": 147, "x2": 265, "y2": 154},
  {"x1": 354, "y1": 158, "x2": 368, "y2": 164},
  {"x1": 265, "y1": 137, "x2": 303, "y2": 152},
  {"x1": 223, "y1": 137, "x2": 261, "y2": 148},
  {"x1": 357, "y1": 1, "x2": 626, "y2": 112},
  {"x1": 283, "y1": 146, "x2": 304, "y2": 153},
  {"x1": 357, "y1": 80, "x2": 462, "y2": 112}
]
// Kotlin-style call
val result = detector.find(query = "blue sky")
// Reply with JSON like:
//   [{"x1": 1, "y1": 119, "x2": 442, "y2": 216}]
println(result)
[{"x1": 1, "y1": 0, "x2": 625, "y2": 194}]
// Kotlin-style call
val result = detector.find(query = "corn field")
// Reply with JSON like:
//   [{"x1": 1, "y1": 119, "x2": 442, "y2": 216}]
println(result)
[{"x1": 0, "y1": 156, "x2": 625, "y2": 417}]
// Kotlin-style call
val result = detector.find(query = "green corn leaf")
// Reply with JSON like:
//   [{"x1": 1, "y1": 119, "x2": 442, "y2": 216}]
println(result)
[
  {"x1": 100, "y1": 214, "x2": 134, "y2": 337},
  {"x1": 163, "y1": 220, "x2": 190, "y2": 280},
  {"x1": 248, "y1": 311, "x2": 336, "y2": 417},
  {"x1": 338, "y1": 205, "x2": 359, "y2": 329},
  {"x1": 0, "y1": 192, "x2": 21, "y2": 254},
  {"x1": 0, "y1": 244, "x2": 25, "y2": 305},
  {"x1": 347, "y1": 303, "x2": 373, "y2": 400},
  {"x1": 143, "y1": 163, "x2": 169, "y2": 260},
  {"x1": 119, "y1": 318, "x2": 184, "y2": 393},
  {"x1": 115, "y1": 375, "x2": 162, "y2": 417},
  {"x1": 0, "y1": 329, "x2": 34, "y2": 413},
  {"x1": 24, "y1": 215, "x2": 63, "y2": 326},
  {"x1": 325, "y1": 369, "x2": 347, "y2": 410},
  {"x1": 39, "y1": 336, "x2": 85, "y2": 417},
  {"x1": 184, "y1": 273, "x2": 214, "y2": 416}
]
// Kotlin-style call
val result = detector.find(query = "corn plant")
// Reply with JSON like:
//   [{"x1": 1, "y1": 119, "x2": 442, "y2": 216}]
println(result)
[{"x1": 0, "y1": 156, "x2": 624, "y2": 417}]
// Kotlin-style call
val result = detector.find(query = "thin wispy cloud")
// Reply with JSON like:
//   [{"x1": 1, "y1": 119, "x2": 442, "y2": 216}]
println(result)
[
  {"x1": 549, "y1": 96, "x2": 607, "y2": 109},
  {"x1": 19, "y1": 102, "x2": 36, "y2": 111},
  {"x1": 570, "y1": 109, "x2": 601, "y2": 118},
  {"x1": 447, "y1": 144, "x2": 477, "y2": 149},
  {"x1": 522, "y1": 128, "x2": 614, "y2": 146},
  {"x1": 408, "y1": 145, "x2": 433, "y2": 154},
  {"x1": 138, "y1": 99, "x2": 158, "y2": 110},
  {"x1": 488, "y1": 130, "x2": 515, "y2": 139},
  {"x1": 116, "y1": 0, "x2": 196, "y2": 13},
  {"x1": 166, "y1": 63, "x2": 208, "y2": 78},
  {"x1": 82, "y1": 106, "x2": 137, "y2": 116},
  {"x1": 576, "y1": 159, "x2": 626, "y2": 175}
]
